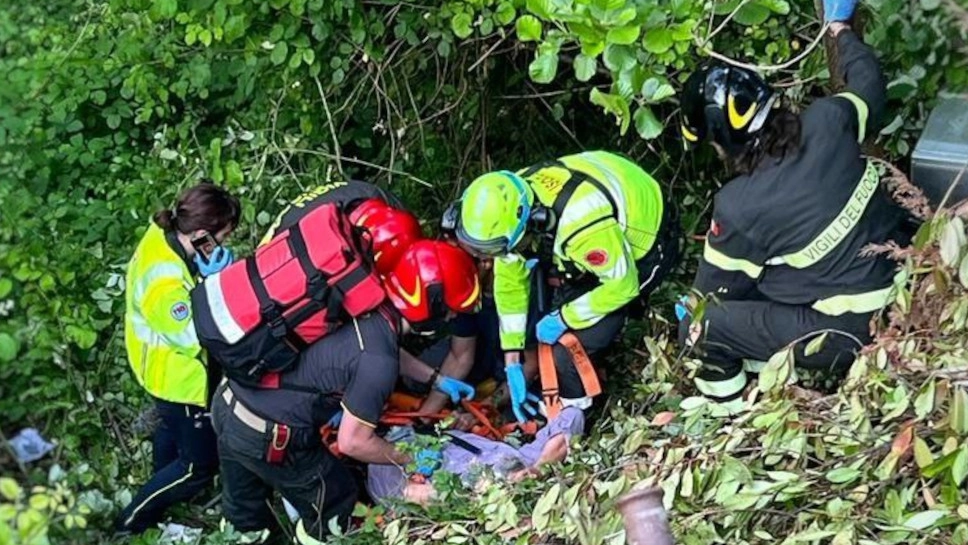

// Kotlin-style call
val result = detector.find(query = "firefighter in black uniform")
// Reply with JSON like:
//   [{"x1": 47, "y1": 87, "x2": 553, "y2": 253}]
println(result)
[
  {"x1": 676, "y1": 0, "x2": 907, "y2": 408},
  {"x1": 212, "y1": 241, "x2": 482, "y2": 543}
]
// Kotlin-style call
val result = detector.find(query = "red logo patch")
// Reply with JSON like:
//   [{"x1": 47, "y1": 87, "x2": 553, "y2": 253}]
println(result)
[
  {"x1": 585, "y1": 249, "x2": 609, "y2": 267},
  {"x1": 709, "y1": 220, "x2": 721, "y2": 237}
]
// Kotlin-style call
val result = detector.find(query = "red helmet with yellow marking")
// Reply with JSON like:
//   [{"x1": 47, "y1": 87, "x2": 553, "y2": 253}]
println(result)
[
  {"x1": 383, "y1": 240, "x2": 481, "y2": 332},
  {"x1": 349, "y1": 198, "x2": 422, "y2": 276}
]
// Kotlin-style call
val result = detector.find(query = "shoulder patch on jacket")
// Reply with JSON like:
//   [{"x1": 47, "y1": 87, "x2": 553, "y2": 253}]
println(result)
[
  {"x1": 585, "y1": 249, "x2": 609, "y2": 267},
  {"x1": 170, "y1": 302, "x2": 190, "y2": 321}
]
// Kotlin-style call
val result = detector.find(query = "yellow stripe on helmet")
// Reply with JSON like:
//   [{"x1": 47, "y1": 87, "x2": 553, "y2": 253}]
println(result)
[
  {"x1": 727, "y1": 94, "x2": 757, "y2": 130},
  {"x1": 681, "y1": 124, "x2": 699, "y2": 142}
]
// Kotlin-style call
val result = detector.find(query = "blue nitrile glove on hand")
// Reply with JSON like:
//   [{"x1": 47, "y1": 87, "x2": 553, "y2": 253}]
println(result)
[
  {"x1": 325, "y1": 410, "x2": 343, "y2": 429},
  {"x1": 674, "y1": 295, "x2": 691, "y2": 322},
  {"x1": 195, "y1": 246, "x2": 234, "y2": 277},
  {"x1": 414, "y1": 449, "x2": 442, "y2": 477},
  {"x1": 823, "y1": 0, "x2": 857, "y2": 22},
  {"x1": 536, "y1": 311, "x2": 568, "y2": 345},
  {"x1": 435, "y1": 376, "x2": 475, "y2": 404},
  {"x1": 506, "y1": 362, "x2": 540, "y2": 423}
]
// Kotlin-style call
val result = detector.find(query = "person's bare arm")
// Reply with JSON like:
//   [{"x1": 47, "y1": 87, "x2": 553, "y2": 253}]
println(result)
[
  {"x1": 419, "y1": 336, "x2": 477, "y2": 414},
  {"x1": 398, "y1": 348, "x2": 436, "y2": 384},
  {"x1": 337, "y1": 412, "x2": 409, "y2": 465}
]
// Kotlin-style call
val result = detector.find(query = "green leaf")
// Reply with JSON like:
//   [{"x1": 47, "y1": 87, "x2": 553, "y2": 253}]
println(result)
[
  {"x1": 791, "y1": 529, "x2": 837, "y2": 542},
  {"x1": 199, "y1": 28, "x2": 213, "y2": 47},
  {"x1": 954, "y1": 447, "x2": 968, "y2": 486},
  {"x1": 602, "y1": 44, "x2": 636, "y2": 71},
  {"x1": 0, "y1": 478, "x2": 21, "y2": 501},
  {"x1": 152, "y1": 0, "x2": 178, "y2": 19},
  {"x1": 758, "y1": 0, "x2": 790, "y2": 14},
  {"x1": 451, "y1": 12, "x2": 473, "y2": 39},
  {"x1": 804, "y1": 332, "x2": 828, "y2": 356},
  {"x1": 915, "y1": 380, "x2": 936, "y2": 419},
  {"x1": 526, "y1": 0, "x2": 553, "y2": 19},
  {"x1": 643, "y1": 28, "x2": 673, "y2": 54},
  {"x1": 954, "y1": 387, "x2": 968, "y2": 435},
  {"x1": 223, "y1": 160, "x2": 244, "y2": 186},
  {"x1": 528, "y1": 52, "x2": 558, "y2": 84},
  {"x1": 959, "y1": 254, "x2": 968, "y2": 289},
  {"x1": 224, "y1": 15, "x2": 248, "y2": 43},
  {"x1": 633, "y1": 106, "x2": 663, "y2": 140},
  {"x1": 825, "y1": 466, "x2": 861, "y2": 484},
  {"x1": 270, "y1": 42, "x2": 289, "y2": 66},
  {"x1": 0, "y1": 333, "x2": 19, "y2": 363},
  {"x1": 0, "y1": 278, "x2": 12, "y2": 298},
  {"x1": 921, "y1": 0, "x2": 941, "y2": 9},
  {"x1": 641, "y1": 77, "x2": 675, "y2": 102},
  {"x1": 606, "y1": 25, "x2": 640, "y2": 45},
  {"x1": 496, "y1": 2, "x2": 516, "y2": 25},
  {"x1": 914, "y1": 437, "x2": 935, "y2": 468},
  {"x1": 532, "y1": 483, "x2": 560, "y2": 532},
  {"x1": 941, "y1": 217, "x2": 965, "y2": 267},
  {"x1": 590, "y1": 89, "x2": 631, "y2": 135},
  {"x1": 904, "y1": 510, "x2": 946, "y2": 530},
  {"x1": 759, "y1": 349, "x2": 792, "y2": 393},
  {"x1": 515, "y1": 15, "x2": 542, "y2": 42},
  {"x1": 734, "y1": 3, "x2": 771, "y2": 26},
  {"x1": 302, "y1": 48, "x2": 315, "y2": 66},
  {"x1": 573, "y1": 54, "x2": 597, "y2": 82}
]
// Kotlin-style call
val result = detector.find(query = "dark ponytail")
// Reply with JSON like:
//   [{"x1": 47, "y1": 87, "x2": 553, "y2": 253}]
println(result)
[
  {"x1": 730, "y1": 107, "x2": 802, "y2": 175},
  {"x1": 154, "y1": 181, "x2": 242, "y2": 235}
]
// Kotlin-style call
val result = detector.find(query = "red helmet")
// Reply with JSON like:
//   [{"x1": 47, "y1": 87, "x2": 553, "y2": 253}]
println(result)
[
  {"x1": 384, "y1": 240, "x2": 481, "y2": 332},
  {"x1": 349, "y1": 198, "x2": 422, "y2": 275}
]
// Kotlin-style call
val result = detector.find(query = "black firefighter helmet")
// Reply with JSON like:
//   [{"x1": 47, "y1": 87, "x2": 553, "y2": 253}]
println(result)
[{"x1": 680, "y1": 63, "x2": 776, "y2": 154}]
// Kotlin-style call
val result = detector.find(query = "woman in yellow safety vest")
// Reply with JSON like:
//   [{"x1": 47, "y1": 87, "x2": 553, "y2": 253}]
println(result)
[{"x1": 116, "y1": 182, "x2": 240, "y2": 534}]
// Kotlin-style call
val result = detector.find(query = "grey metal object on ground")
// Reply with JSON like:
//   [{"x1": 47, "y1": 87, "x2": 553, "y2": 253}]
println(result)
[
  {"x1": 616, "y1": 487, "x2": 674, "y2": 545},
  {"x1": 911, "y1": 97, "x2": 968, "y2": 207}
]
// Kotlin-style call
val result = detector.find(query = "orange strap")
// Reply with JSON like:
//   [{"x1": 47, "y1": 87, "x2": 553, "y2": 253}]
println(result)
[
  {"x1": 561, "y1": 333, "x2": 601, "y2": 397},
  {"x1": 539, "y1": 343, "x2": 561, "y2": 419},
  {"x1": 539, "y1": 334, "x2": 601, "y2": 420}
]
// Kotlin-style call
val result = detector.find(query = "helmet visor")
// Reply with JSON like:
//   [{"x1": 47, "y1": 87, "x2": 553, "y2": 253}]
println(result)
[{"x1": 455, "y1": 223, "x2": 511, "y2": 258}]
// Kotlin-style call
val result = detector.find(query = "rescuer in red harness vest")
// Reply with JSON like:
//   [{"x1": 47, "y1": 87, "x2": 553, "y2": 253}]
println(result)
[{"x1": 211, "y1": 240, "x2": 482, "y2": 543}]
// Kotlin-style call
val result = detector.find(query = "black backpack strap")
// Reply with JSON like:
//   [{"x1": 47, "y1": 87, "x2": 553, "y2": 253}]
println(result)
[
  {"x1": 522, "y1": 159, "x2": 619, "y2": 258},
  {"x1": 247, "y1": 259, "x2": 289, "y2": 340},
  {"x1": 287, "y1": 223, "x2": 344, "y2": 325}
]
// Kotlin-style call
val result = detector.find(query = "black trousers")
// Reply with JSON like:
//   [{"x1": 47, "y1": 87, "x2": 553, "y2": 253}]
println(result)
[
  {"x1": 678, "y1": 299, "x2": 872, "y2": 401},
  {"x1": 211, "y1": 391, "x2": 357, "y2": 542},
  {"x1": 116, "y1": 399, "x2": 218, "y2": 533},
  {"x1": 538, "y1": 210, "x2": 681, "y2": 399}
]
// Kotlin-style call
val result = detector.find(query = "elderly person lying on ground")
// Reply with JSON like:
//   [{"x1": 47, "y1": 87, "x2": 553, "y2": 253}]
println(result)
[{"x1": 367, "y1": 408, "x2": 585, "y2": 505}]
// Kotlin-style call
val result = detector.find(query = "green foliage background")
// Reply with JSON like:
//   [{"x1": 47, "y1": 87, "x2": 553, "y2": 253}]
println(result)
[{"x1": 0, "y1": 0, "x2": 966, "y2": 543}]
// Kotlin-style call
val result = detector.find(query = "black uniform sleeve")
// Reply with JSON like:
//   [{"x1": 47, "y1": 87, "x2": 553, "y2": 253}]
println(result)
[
  {"x1": 341, "y1": 353, "x2": 399, "y2": 428},
  {"x1": 449, "y1": 312, "x2": 479, "y2": 338},
  {"x1": 834, "y1": 30, "x2": 887, "y2": 139},
  {"x1": 694, "y1": 197, "x2": 769, "y2": 299}
]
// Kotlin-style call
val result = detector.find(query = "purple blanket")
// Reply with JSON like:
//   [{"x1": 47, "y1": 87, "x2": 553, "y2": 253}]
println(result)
[{"x1": 367, "y1": 408, "x2": 585, "y2": 503}]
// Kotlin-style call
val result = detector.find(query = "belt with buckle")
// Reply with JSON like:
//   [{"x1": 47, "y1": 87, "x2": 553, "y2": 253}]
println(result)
[{"x1": 221, "y1": 385, "x2": 291, "y2": 464}]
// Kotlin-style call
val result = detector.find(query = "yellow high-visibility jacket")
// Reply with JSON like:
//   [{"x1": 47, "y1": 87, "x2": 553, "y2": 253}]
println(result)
[{"x1": 124, "y1": 224, "x2": 208, "y2": 407}]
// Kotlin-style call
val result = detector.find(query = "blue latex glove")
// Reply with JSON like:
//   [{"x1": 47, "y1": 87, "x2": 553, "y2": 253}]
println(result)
[
  {"x1": 536, "y1": 311, "x2": 568, "y2": 345},
  {"x1": 823, "y1": 0, "x2": 856, "y2": 22},
  {"x1": 674, "y1": 295, "x2": 691, "y2": 322},
  {"x1": 195, "y1": 246, "x2": 234, "y2": 277},
  {"x1": 325, "y1": 410, "x2": 343, "y2": 429},
  {"x1": 435, "y1": 376, "x2": 475, "y2": 404},
  {"x1": 506, "y1": 362, "x2": 539, "y2": 423},
  {"x1": 414, "y1": 448, "x2": 442, "y2": 477}
]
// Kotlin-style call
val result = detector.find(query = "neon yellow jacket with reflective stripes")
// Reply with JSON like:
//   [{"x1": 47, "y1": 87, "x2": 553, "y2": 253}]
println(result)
[
  {"x1": 495, "y1": 151, "x2": 664, "y2": 350},
  {"x1": 124, "y1": 224, "x2": 208, "y2": 407}
]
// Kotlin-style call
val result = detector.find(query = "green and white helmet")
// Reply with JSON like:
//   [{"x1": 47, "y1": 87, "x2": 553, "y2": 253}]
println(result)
[{"x1": 455, "y1": 171, "x2": 535, "y2": 257}]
